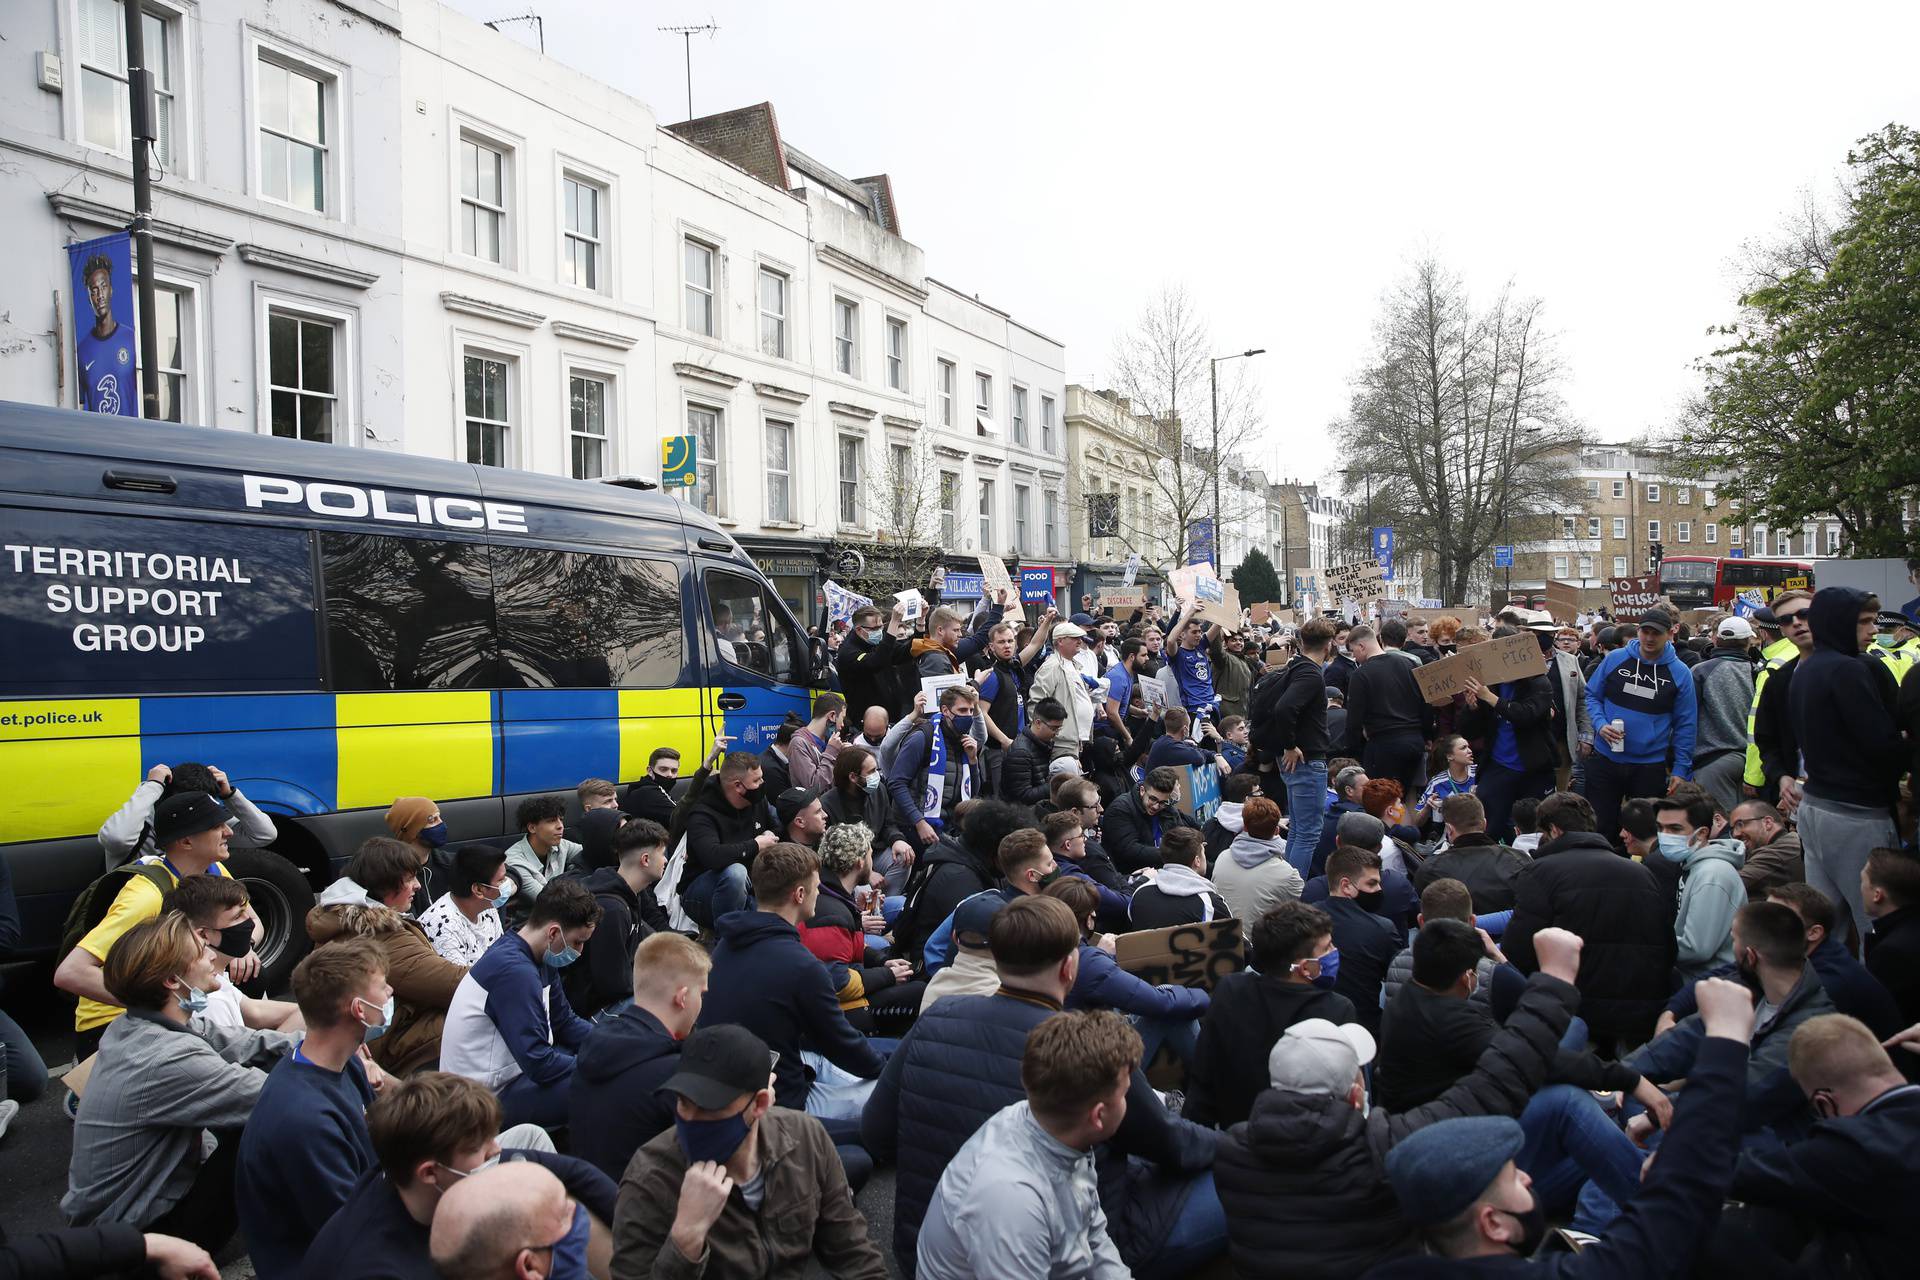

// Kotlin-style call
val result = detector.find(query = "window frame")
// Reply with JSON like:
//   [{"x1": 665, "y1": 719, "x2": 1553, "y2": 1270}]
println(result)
[
  {"x1": 255, "y1": 287, "x2": 354, "y2": 447},
  {"x1": 977, "y1": 476, "x2": 995, "y2": 549},
  {"x1": 885, "y1": 315, "x2": 907, "y2": 391},
  {"x1": 563, "y1": 360, "x2": 617, "y2": 481},
  {"x1": 1586, "y1": 516, "x2": 1600, "y2": 538},
  {"x1": 1612, "y1": 556, "x2": 1628, "y2": 577},
  {"x1": 74, "y1": 0, "x2": 189, "y2": 176},
  {"x1": 1010, "y1": 383, "x2": 1028, "y2": 447},
  {"x1": 1731, "y1": 526, "x2": 1743, "y2": 547},
  {"x1": 975, "y1": 371, "x2": 993, "y2": 416},
  {"x1": 139, "y1": 268, "x2": 205, "y2": 425},
  {"x1": 559, "y1": 165, "x2": 609, "y2": 293},
  {"x1": 1578, "y1": 554, "x2": 1593, "y2": 580},
  {"x1": 764, "y1": 417, "x2": 795, "y2": 525},
  {"x1": 1584, "y1": 478, "x2": 1600, "y2": 499},
  {"x1": 1645, "y1": 482, "x2": 1661, "y2": 503},
  {"x1": 1561, "y1": 515, "x2": 1576, "y2": 539},
  {"x1": 1014, "y1": 482, "x2": 1031, "y2": 553},
  {"x1": 249, "y1": 34, "x2": 343, "y2": 217},
  {"x1": 757, "y1": 265, "x2": 789, "y2": 359},
  {"x1": 1044, "y1": 489, "x2": 1061, "y2": 556},
  {"x1": 936, "y1": 358, "x2": 956, "y2": 427},
  {"x1": 459, "y1": 346, "x2": 516, "y2": 469},
  {"x1": 833, "y1": 297, "x2": 859, "y2": 377},
  {"x1": 1677, "y1": 486, "x2": 1691, "y2": 505},
  {"x1": 836, "y1": 432, "x2": 864, "y2": 529},
  {"x1": 1611, "y1": 480, "x2": 1626, "y2": 499},
  {"x1": 939, "y1": 470, "x2": 960, "y2": 546},
  {"x1": 1647, "y1": 519, "x2": 1661, "y2": 542},
  {"x1": 683, "y1": 236, "x2": 718, "y2": 338},
  {"x1": 888, "y1": 442, "x2": 913, "y2": 529},
  {"x1": 457, "y1": 133, "x2": 509, "y2": 265},
  {"x1": 683, "y1": 400, "x2": 727, "y2": 520},
  {"x1": 1553, "y1": 555, "x2": 1570, "y2": 579},
  {"x1": 1676, "y1": 521, "x2": 1691, "y2": 544},
  {"x1": 1040, "y1": 394, "x2": 1056, "y2": 453}
]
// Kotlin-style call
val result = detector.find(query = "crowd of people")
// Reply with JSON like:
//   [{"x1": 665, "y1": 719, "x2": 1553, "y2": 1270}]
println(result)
[{"x1": 2, "y1": 582, "x2": 1919, "y2": 1278}]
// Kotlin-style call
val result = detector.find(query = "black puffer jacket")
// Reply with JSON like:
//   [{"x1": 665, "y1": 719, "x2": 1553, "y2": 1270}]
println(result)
[
  {"x1": 1502, "y1": 831, "x2": 1676, "y2": 1044},
  {"x1": 997, "y1": 728, "x2": 1054, "y2": 807},
  {"x1": 820, "y1": 780, "x2": 906, "y2": 857},
  {"x1": 1214, "y1": 972, "x2": 1578, "y2": 1279},
  {"x1": 1103, "y1": 784, "x2": 1200, "y2": 873},
  {"x1": 1410, "y1": 832, "x2": 1530, "y2": 913},
  {"x1": 892, "y1": 833, "x2": 992, "y2": 965},
  {"x1": 1455, "y1": 670, "x2": 1557, "y2": 774}
]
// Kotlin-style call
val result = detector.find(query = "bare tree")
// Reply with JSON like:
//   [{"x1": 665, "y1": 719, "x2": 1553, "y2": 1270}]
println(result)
[
  {"x1": 1105, "y1": 285, "x2": 1268, "y2": 578},
  {"x1": 822, "y1": 433, "x2": 946, "y2": 600},
  {"x1": 1333, "y1": 255, "x2": 1584, "y2": 604}
]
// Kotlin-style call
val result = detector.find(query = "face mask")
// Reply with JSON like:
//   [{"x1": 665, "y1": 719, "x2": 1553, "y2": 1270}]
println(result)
[
  {"x1": 675, "y1": 1108, "x2": 752, "y2": 1165},
  {"x1": 948, "y1": 715, "x2": 975, "y2": 736},
  {"x1": 542, "y1": 1202, "x2": 592, "y2": 1280},
  {"x1": 1036, "y1": 866, "x2": 1064, "y2": 886},
  {"x1": 864, "y1": 628, "x2": 884, "y2": 643},
  {"x1": 214, "y1": 922, "x2": 254, "y2": 959},
  {"x1": 545, "y1": 938, "x2": 581, "y2": 968},
  {"x1": 356, "y1": 994, "x2": 396, "y2": 1042},
  {"x1": 1502, "y1": 1201, "x2": 1549, "y2": 1256},
  {"x1": 1657, "y1": 832, "x2": 1693, "y2": 862},
  {"x1": 434, "y1": 1153, "x2": 501, "y2": 1184},
  {"x1": 173, "y1": 976, "x2": 210, "y2": 1015},
  {"x1": 1310, "y1": 947, "x2": 1341, "y2": 989},
  {"x1": 863, "y1": 772, "x2": 881, "y2": 794},
  {"x1": 1355, "y1": 888, "x2": 1386, "y2": 914},
  {"x1": 489, "y1": 882, "x2": 511, "y2": 909},
  {"x1": 420, "y1": 820, "x2": 449, "y2": 848}
]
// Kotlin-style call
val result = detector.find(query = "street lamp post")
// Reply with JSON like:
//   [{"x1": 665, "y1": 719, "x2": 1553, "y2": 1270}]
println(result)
[{"x1": 1210, "y1": 348, "x2": 1265, "y2": 572}]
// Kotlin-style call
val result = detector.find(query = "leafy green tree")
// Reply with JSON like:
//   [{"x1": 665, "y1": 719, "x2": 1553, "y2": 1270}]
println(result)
[
  {"x1": 1230, "y1": 548, "x2": 1282, "y2": 605},
  {"x1": 1680, "y1": 124, "x2": 1920, "y2": 555}
]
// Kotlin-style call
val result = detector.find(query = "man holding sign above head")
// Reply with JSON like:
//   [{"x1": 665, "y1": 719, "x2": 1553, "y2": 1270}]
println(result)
[
  {"x1": 1166, "y1": 591, "x2": 1225, "y2": 725},
  {"x1": 1454, "y1": 626, "x2": 1559, "y2": 844}
]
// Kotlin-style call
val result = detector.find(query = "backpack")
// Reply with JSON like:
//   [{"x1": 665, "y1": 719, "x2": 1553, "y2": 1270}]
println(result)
[
  {"x1": 58, "y1": 861, "x2": 176, "y2": 961},
  {"x1": 1247, "y1": 661, "x2": 1305, "y2": 754}
]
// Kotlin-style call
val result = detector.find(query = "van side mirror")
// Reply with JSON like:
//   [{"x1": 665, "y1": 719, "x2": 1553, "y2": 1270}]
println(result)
[{"x1": 809, "y1": 635, "x2": 832, "y2": 689}]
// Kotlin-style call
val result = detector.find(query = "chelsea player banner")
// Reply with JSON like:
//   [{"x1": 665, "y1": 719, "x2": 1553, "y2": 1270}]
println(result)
[{"x1": 68, "y1": 232, "x2": 139, "y2": 417}]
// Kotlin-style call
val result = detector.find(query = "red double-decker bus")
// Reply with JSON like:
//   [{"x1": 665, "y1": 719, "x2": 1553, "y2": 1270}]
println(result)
[{"x1": 1658, "y1": 555, "x2": 1815, "y2": 610}]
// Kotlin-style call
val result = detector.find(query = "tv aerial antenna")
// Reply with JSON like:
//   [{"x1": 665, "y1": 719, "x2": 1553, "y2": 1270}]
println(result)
[
  {"x1": 659, "y1": 21, "x2": 721, "y2": 121},
  {"x1": 483, "y1": 11, "x2": 545, "y2": 53}
]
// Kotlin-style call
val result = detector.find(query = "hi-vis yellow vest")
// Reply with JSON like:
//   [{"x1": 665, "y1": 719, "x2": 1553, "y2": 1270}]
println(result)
[{"x1": 1744, "y1": 636, "x2": 1800, "y2": 788}]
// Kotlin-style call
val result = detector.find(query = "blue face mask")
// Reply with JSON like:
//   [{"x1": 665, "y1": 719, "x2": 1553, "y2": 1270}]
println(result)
[
  {"x1": 420, "y1": 820, "x2": 449, "y2": 847},
  {"x1": 1657, "y1": 832, "x2": 1694, "y2": 862},
  {"x1": 356, "y1": 994, "x2": 396, "y2": 1042},
  {"x1": 489, "y1": 881, "x2": 511, "y2": 909},
  {"x1": 675, "y1": 1107, "x2": 752, "y2": 1165},
  {"x1": 865, "y1": 628, "x2": 884, "y2": 644},
  {"x1": 544, "y1": 939, "x2": 581, "y2": 969},
  {"x1": 948, "y1": 714, "x2": 975, "y2": 736},
  {"x1": 541, "y1": 1202, "x2": 592, "y2": 1280},
  {"x1": 174, "y1": 976, "x2": 209, "y2": 1016},
  {"x1": 863, "y1": 772, "x2": 881, "y2": 794},
  {"x1": 1309, "y1": 947, "x2": 1341, "y2": 989}
]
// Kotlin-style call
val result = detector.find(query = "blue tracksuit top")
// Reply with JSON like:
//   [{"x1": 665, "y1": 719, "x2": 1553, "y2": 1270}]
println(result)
[{"x1": 1585, "y1": 641, "x2": 1698, "y2": 776}]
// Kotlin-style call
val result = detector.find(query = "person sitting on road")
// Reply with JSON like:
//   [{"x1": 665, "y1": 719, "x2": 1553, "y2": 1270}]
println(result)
[
  {"x1": 98, "y1": 761, "x2": 277, "y2": 873},
  {"x1": 235, "y1": 938, "x2": 389, "y2": 1278},
  {"x1": 307, "y1": 837, "x2": 468, "y2": 1076},
  {"x1": 1127, "y1": 826, "x2": 1232, "y2": 929},
  {"x1": 1103, "y1": 765, "x2": 1200, "y2": 874},
  {"x1": 502, "y1": 795, "x2": 581, "y2": 915},
  {"x1": 677, "y1": 751, "x2": 777, "y2": 930},
  {"x1": 417, "y1": 844, "x2": 511, "y2": 968},
  {"x1": 1213, "y1": 795, "x2": 1304, "y2": 925},
  {"x1": 621, "y1": 746, "x2": 683, "y2": 825},
  {"x1": 568, "y1": 818, "x2": 673, "y2": 1021},
  {"x1": 384, "y1": 797, "x2": 449, "y2": 905},
  {"x1": 63, "y1": 912, "x2": 295, "y2": 1255},
  {"x1": 440, "y1": 878, "x2": 601, "y2": 1129},
  {"x1": 1044, "y1": 877, "x2": 1210, "y2": 1072},
  {"x1": 162, "y1": 876, "x2": 299, "y2": 1034},
  {"x1": 799, "y1": 823, "x2": 922, "y2": 1035}
]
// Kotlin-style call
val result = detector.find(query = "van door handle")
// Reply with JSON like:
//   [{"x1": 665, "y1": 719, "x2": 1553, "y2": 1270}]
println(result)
[{"x1": 716, "y1": 693, "x2": 748, "y2": 711}]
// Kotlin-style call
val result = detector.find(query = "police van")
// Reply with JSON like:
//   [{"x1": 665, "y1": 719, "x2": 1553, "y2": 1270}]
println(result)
[{"x1": 0, "y1": 402, "x2": 821, "y2": 986}]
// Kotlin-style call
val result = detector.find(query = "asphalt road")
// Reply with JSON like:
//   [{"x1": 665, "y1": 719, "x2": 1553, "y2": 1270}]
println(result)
[{"x1": 0, "y1": 963, "x2": 905, "y2": 1279}]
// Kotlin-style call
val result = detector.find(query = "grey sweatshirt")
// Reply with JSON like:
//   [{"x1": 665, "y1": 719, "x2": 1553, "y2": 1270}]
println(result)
[
  {"x1": 1691, "y1": 652, "x2": 1757, "y2": 759},
  {"x1": 97, "y1": 781, "x2": 278, "y2": 872},
  {"x1": 63, "y1": 1008, "x2": 294, "y2": 1228}
]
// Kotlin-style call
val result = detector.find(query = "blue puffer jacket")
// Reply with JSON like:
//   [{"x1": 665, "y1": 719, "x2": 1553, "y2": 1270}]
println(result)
[
  {"x1": 1067, "y1": 940, "x2": 1211, "y2": 1020},
  {"x1": 861, "y1": 989, "x2": 1215, "y2": 1276}
]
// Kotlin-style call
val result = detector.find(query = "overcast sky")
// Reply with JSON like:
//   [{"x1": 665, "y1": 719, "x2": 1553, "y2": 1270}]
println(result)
[{"x1": 450, "y1": 0, "x2": 1920, "y2": 491}]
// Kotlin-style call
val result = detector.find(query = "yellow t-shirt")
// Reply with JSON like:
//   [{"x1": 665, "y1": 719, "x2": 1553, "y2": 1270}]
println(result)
[{"x1": 75, "y1": 859, "x2": 230, "y2": 1032}]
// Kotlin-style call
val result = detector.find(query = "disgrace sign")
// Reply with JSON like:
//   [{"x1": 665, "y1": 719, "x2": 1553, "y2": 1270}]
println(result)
[
  {"x1": 1, "y1": 509, "x2": 318, "y2": 693},
  {"x1": 1323, "y1": 559, "x2": 1385, "y2": 600},
  {"x1": 1115, "y1": 918, "x2": 1246, "y2": 991},
  {"x1": 1410, "y1": 630, "x2": 1548, "y2": 704},
  {"x1": 1609, "y1": 576, "x2": 1660, "y2": 621},
  {"x1": 1099, "y1": 585, "x2": 1147, "y2": 612}
]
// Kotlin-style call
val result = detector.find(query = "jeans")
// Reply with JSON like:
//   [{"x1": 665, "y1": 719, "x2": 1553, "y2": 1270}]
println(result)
[
  {"x1": 1516, "y1": 1084, "x2": 1644, "y2": 1231},
  {"x1": 1477, "y1": 762, "x2": 1554, "y2": 844},
  {"x1": 499, "y1": 1072, "x2": 572, "y2": 1129},
  {"x1": 1124, "y1": 1167, "x2": 1229, "y2": 1279},
  {"x1": 818, "y1": 1116, "x2": 874, "y2": 1195},
  {"x1": 1282, "y1": 759, "x2": 1329, "y2": 878},
  {"x1": 592, "y1": 997, "x2": 633, "y2": 1025},
  {"x1": 802, "y1": 1050, "x2": 880, "y2": 1120},
  {"x1": 1582, "y1": 754, "x2": 1669, "y2": 845},
  {"x1": 0, "y1": 1007, "x2": 49, "y2": 1103},
  {"x1": 1132, "y1": 1014, "x2": 1200, "y2": 1072},
  {"x1": 1797, "y1": 793, "x2": 1896, "y2": 950},
  {"x1": 681, "y1": 863, "x2": 751, "y2": 930}
]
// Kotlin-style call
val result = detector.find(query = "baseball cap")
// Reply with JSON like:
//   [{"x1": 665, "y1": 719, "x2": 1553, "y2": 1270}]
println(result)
[
  {"x1": 1715, "y1": 616, "x2": 1756, "y2": 641},
  {"x1": 1070, "y1": 612, "x2": 1097, "y2": 627},
  {"x1": 1051, "y1": 622, "x2": 1088, "y2": 640},
  {"x1": 952, "y1": 893, "x2": 1006, "y2": 950},
  {"x1": 153, "y1": 791, "x2": 232, "y2": 847},
  {"x1": 773, "y1": 785, "x2": 823, "y2": 831},
  {"x1": 1638, "y1": 607, "x2": 1675, "y2": 632},
  {"x1": 1266, "y1": 1017, "x2": 1376, "y2": 1095},
  {"x1": 1386, "y1": 1115, "x2": 1526, "y2": 1226},
  {"x1": 657, "y1": 1025, "x2": 777, "y2": 1109},
  {"x1": 1048, "y1": 757, "x2": 1083, "y2": 777}
]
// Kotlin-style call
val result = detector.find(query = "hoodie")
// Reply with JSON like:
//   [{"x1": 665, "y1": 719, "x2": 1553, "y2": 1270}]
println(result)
[
  {"x1": 1127, "y1": 863, "x2": 1231, "y2": 929},
  {"x1": 919, "y1": 948, "x2": 1001, "y2": 1013},
  {"x1": 1213, "y1": 831, "x2": 1305, "y2": 925},
  {"x1": 1585, "y1": 637, "x2": 1698, "y2": 775},
  {"x1": 1690, "y1": 649, "x2": 1757, "y2": 762},
  {"x1": 1791, "y1": 586, "x2": 1904, "y2": 810},
  {"x1": 566, "y1": 1004, "x2": 683, "y2": 1181},
  {"x1": 1671, "y1": 837, "x2": 1748, "y2": 979},
  {"x1": 1203, "y1": 800, "x2": 1245, "y2": 862}
]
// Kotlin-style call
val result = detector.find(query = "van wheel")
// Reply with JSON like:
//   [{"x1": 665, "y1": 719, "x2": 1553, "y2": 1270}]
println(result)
[{"x1": 226, "y1": 849, "x2": 316, "y2": 994}]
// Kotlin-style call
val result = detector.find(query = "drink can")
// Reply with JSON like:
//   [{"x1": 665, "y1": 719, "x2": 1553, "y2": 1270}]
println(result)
[
  {"x1": 1609, "y1": 718, "x2": 1626, "y2": 753},
  {"x1": 854, "y1": 884, "x2": 875, "y2": 911}
]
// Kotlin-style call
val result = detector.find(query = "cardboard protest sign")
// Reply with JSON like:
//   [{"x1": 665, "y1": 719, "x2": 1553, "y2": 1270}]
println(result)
[
  {"x1": 1410, "y1": 630, "x2": 1549, "y2": 705},
  {"x1": 1177, "y1": 762, "x2": 1222, "y2": 821},
  {"x1": 1268, "y1": 607, "x2": 1297, "y2": 627},
  {"x1": 1609, "y1": 576, "x2": 1660, "y2": 622},
  {"x1": 1546, "y1": 580, "x2": 1581, "y2": 624},
  {"x1": 1114, "y1": 918, "x2": 1245, "y2": 992},
  {"x1": 1166, "y1": 565, "x2": 1203, "y2": 601},
  {"x1": 977, "y1": 554, "x2": 1023, "y2": 623},
  {"x1": 1099, "y1": 585, "x2": 1147, "y2": 612},
  {"x1": 1249, "y1": 601, "x2": 1274, "y2": 624},
  {"x1": 1189, "y1": 583, "x2": 1241, "y2": 630},
  {"x1": 1323, "y1": 559, "x2": 1385, "y2": 600}
]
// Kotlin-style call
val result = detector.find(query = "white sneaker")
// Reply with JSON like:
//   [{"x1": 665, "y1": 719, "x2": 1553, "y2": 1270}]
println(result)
[{"x1": 0, "y1": 1098, "x2": 19, "y2": 1142}]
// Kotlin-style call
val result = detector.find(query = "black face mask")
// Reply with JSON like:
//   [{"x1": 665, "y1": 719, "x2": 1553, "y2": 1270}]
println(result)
[
  {"x1": 1355, "y1": 888, "x2": 1386, "y2": 914},
  {"x1": 1036, "y1": 867, "x2": 1064, "y2": 887},
  {"x1": 214, "y1": 921, "x2": 254, "y2": 959},
  {"x1": 1504, "y1": 1201, "x2": 1548, "y2": 1256}
]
